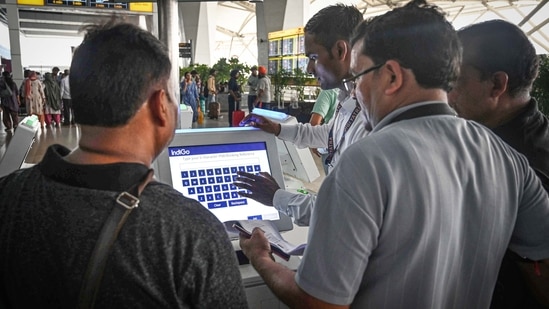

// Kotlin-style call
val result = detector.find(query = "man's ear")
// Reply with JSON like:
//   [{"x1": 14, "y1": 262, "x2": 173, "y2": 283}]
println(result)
[
  {"x1": 383, "y1": 60, "x2": 403, "y2": 95},
  {"x1": 490, "y1": 71, "x2": 508, "y2": 99},
  {"x1": 148, "y1": 89, "x2": 170, "y2": 127},
  {"x1": 334, "y1": 40, "x2": 348, "y2": 60}
]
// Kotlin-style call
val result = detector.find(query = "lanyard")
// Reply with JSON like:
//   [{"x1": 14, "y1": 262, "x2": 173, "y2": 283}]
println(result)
[
  {"x1": 384, "y1": 103, "x2": 455, "y2": 126},
  {"x1": 325, "y1": 100, "x2": 361, "y2": 166}
]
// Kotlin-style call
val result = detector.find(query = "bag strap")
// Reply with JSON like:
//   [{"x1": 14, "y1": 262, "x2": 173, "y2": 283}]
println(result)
[{"x1": 78, "y1": 169, "x2": 154, "y2": 309}]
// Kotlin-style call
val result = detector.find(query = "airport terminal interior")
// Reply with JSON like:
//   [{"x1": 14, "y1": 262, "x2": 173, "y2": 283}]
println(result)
[
  {"x1": 1, "y1": 0, "x2": 549, "y2": 308},
  {"x1": 0, "y1": 108, "x2": 324, "y2": 196}
]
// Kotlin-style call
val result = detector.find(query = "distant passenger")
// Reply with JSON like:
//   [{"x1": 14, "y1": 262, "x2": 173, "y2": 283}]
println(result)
[
  {"x1": 18, "y1": 69, "x2": 30, "y2": 114},
  {"x1": 206, "y1": 68, "x2": 217, "y2": 103},
  {"x1": 24, "y1": 71, "x2": 46, "y2": 128},
  {"x1": 247, "y1": 65, "x2": 259, "y2": 112},
  {"x1": 253, "y1": 66, "x2": 271, "y2": 110},
  {"x1": 0, "y1": 71, "x2": 19, "y2": 133},
  {"x1": 43, "y1": 72, "x2": 62, "y2": 127},
  {"x1": 181, "y1": 71, "x2": 199, "y2": 123},
  {"x1": 60, "y1": 69, "x2": 73, "y2": 125},
  {"x1": 51, "y1": 66, "x2": 61, "y2": 85}
]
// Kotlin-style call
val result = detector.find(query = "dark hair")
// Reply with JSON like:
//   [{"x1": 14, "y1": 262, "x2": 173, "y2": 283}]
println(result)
[
  {"x1": 209, "y1": 68, "x2": 216, "y2": 75},
  {"x1": 350, "y1": 0, "x2": 461, "y2": 91},
  {"x1": 70, "y1": 18, "x2": 171, "y2": 126},
  {"x1": 230, "y1": 69, "x2": 239, "y2": 78},
  {"x1": 2, "y1": 71, "x2": 14, "y2": 89},
  {"x1": 458, "y1": 20, "x2": 539, "y2": 98},
  {"x1": 190, "y1": 70, "x2": 197, "y2": 75},
  {"x1": 304, "y1": 3, "x2": 363, "y2": 55}
]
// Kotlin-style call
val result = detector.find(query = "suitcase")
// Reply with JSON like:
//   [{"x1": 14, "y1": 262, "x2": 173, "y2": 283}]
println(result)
[
  {"x1": 208, "y1": 102, "x2": 220, "y2": 119},
  {"x1": 232, "y1": 110, "x2": 245, "y2": 127}
]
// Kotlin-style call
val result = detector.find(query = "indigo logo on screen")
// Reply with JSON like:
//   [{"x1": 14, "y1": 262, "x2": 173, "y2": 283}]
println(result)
[{"x1": 170, "y1": 148, "x2": 191, "y2": 156}]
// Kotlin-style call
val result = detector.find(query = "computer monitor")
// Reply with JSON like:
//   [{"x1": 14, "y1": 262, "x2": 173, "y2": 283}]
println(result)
[
  {"x1": 250, "y1": 108, "x2": 321, "y2": 185},
  {"x1": 153, "y1": 127, "x2": 294, "y2": 236},
  {"x1": 0, "y1": 115, "x2": 40, "y2": 178}
]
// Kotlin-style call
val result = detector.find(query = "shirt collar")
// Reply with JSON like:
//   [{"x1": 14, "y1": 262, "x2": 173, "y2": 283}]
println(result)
[
  {"x1": 38, "y1": 144, "x2": 150, "y2": 191},
  {"x1": 371, "y1": 101, "x2": 448, "y2": 133}
]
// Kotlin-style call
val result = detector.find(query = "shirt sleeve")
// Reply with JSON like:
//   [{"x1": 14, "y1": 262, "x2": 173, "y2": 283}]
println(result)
[
  {"x1": 295, "y1": 146, "x2": 382, "y2": 305},
  {"x1": 277, "y1": 122, "x2": 332, "y2": 149},
  {"x1": 508, "y1": 161, "x2": 549, "y2": 260},
  {"x1": 273, "y1": 189, "x2": 315, "y2": 226},
  {"x1": 311, "y1": 90, "x2": 336, "y2": 119}
]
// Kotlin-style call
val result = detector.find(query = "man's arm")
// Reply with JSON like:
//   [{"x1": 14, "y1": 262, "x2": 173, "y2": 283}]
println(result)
[
  {"x1": 309, "y1": 113, "x2": 324, "y2": 126},
  {"x1": 255, "y1": 88, "x2": 264, "y2": 105},
  {"x1": 234, "y1": 171, "x2": 315, "y2": 226},
  {"x1": 234, "y1": 171, "x2": 280, "y2": 205},
  {"x1": 240, "y1": 228, "x2": 349, "y2": 309},
  {"x1": 309, "y1": 113, "x2": 325, "y2": 157},
  {"x1": 239, "y1": 114, "x2": 281, "y2": 135}
]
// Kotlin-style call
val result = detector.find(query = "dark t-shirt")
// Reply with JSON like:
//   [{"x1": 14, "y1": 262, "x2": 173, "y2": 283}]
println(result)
[
  {"x1": 228, "y1": 77, "x2": 240, "y2": 98},
  {"x1": 490, "y1": 98, "x2": 549, "y2": 309},
  {"x1": 493, "y1": 98, "x2": 549, "y2": 189},
  {"x1": 0, "y1": 145, "x2": 248, "y2": 309}
]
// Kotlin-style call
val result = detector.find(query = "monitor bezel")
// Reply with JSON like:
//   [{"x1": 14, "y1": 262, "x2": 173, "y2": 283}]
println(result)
[{"x1": 153, "y1": 127, "x2": 293, "y2": 235}]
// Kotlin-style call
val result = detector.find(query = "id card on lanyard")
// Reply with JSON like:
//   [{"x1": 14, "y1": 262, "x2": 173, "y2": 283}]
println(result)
[{"x1": 325, "y1": 100, "x2": 362, "y2": 167}]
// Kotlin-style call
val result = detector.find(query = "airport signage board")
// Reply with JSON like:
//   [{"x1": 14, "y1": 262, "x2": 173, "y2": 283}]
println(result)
[
  {"x1": 179, "y1": 42, "x2": 192, "y2": 58},
  {"x1": 17, "y1": 0, "x2": 153, "y2": 12}
]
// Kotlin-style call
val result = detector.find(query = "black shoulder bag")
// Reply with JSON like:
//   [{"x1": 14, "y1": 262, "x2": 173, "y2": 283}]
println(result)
[{"x1": 77, "y1": 169, "x2": 154, "y2": 309}]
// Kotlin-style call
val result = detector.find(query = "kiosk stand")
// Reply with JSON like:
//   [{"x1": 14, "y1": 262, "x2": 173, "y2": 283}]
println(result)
[{"x1": 0, "y1": 115, "x2": 40, "y2": 178}]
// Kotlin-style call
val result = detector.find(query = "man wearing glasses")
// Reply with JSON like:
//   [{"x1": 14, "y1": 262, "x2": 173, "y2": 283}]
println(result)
[
  {"x1": 239, "y1": 0, "x2": 549, "y2": 308},
  {"x1": 234, "y1": 4, "x2": 370, "y2": 226}
]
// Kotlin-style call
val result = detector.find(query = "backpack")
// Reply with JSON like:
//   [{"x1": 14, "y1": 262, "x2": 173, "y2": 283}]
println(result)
[{"x1": 0, "y1": 80, "x2": 12, "y2": 98}]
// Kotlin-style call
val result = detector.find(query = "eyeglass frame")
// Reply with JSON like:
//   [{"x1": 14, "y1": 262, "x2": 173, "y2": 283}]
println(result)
[{"x1": 342, "y1": 64, "x2": 383, "y2": 92}]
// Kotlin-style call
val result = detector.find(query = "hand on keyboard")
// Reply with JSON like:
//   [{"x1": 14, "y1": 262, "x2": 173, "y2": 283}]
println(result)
[{"x1": 233, "y1": 171, "x2": 281, "y2": 206}]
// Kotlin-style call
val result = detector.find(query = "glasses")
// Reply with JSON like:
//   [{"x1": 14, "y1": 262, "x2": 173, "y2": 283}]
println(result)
[{"x1": 342, "y1": 64, "x2": 383, "y2": 92}]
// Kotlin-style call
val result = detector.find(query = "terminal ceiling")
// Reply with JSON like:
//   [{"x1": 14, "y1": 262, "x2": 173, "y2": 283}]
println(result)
[{"x1": 0, "y1": 0, "x2": 548, "y2": 66}]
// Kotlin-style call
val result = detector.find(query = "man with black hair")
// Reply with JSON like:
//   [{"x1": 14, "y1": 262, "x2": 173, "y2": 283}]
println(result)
[
  {"x1": 52, "y1": 66, "x2": 61, "y2": 85},
  {"x1": 449, "y1": 19, "x2": 549, "y2": 309},
  {"x1": 206, "y1": 68, "x2": 217, "y2": 103},
  {"x1": 0, "y1": 71, "x2": 19, "y2": 132},
  {"x1": 60, "y1": 69, "x2": 73, "y2": 125},
  {"x1": 0, "y1": 19, "x2": 248, "y2": 308},
  {"x1": 239, "y1": 1, "x2": 549, "y2": 308},
  {"x1": 228, "y1": 69, "x2": 241, "y2": 126},
  {"x1": 247, "y1": 65, "x2": 258, "y2": 112},
  {"x1": 235, "y1": 4, "x2": 369, "y2": 227}
]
